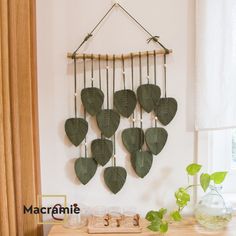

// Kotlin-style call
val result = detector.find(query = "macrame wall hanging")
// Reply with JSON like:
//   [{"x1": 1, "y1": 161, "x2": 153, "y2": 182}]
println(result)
[{"x1": 65, "y1": 2, "x2": 177, "y2": 194}]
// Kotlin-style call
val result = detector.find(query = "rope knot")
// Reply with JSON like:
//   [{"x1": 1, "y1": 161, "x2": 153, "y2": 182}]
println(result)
[{"x1": 147, "y1": 36, "x2": 160, "y2": 43}]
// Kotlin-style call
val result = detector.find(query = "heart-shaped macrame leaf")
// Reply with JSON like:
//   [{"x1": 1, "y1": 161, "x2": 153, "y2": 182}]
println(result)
[
  {"x1": 122, "y1": 128, "x2": 144, "y2": 154},
  {"x1": 104, "y1": 166, "x2": 127, "y2": 194},
  {"x1": 81, "y1": 87, "x2": 104, "y2": 116},
  {"x1": 114, "y1": 89, "x2": 137, "y2": 118},
  {"x1": 131, "y1": 151, "x2": 153, "y2": 178},
  {"x1": 145, "y1": 128, "x2": 168, "y2": 155},
  {"x1": 65, "y1": 118, "x2": 88, "y2": 146},
  {"x1": 74, "y1": 157, "x2": 97, "y2": 185},
  {"x1": 155, "y1": 98, "x2": 178, "y2": 126},
  {"x1": 96, "y1": 109, "x2": 120, "y2": 138},
  {"x1": 91, "y1": 139, "x2": 113, "y2": 166},
  {"x1": 137, "y1": 84, "x2": 161, "y2": 113}
]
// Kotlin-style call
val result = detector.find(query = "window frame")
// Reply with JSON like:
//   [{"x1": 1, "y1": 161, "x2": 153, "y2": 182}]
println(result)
[{"x1": 197, "y1": 131, "x2": 236, "y2": 208}]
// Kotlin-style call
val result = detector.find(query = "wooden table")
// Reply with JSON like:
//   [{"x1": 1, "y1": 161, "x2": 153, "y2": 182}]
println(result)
[{"x1": 48, "y1": 218, "x2": 236, "y2": 236}]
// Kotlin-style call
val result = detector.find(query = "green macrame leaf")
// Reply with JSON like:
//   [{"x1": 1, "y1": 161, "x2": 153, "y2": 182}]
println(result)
[
  {"x1": 91, "y1": 139, "x2": 113, "y2": 166},
  {"x1": 81, "y1": 87, "x2": 104, "y2": 116},
  {"x1": 114, "y1": 89, "x2": 137, "y2": 118},
  {"x1": 131, "y1": 151, "x2": 153, "y2": 178},
  {"x1": 96, "y1": 109, "x2": 120, "y2": 138},
  {"x1": 145, "y1": 128, "x2": 168, "y2": 155},
  {"x1": 137, "y1": 84, "x2": 161, "y2": 113},
  {"x1": 122, "y1": 128, "x2": 144, "y2": 154},
  {"x1": 104, "y1": 166, "x2": 127, "y2": 194},
  {"x1": 155, "y1": 98, "x2": 178, "y2": 126},
  {"x1": 74, "y1": 157, "x2": 97, "y2": 185},
  {"x1": 65, "y1": 118, "x2": 88, "y2": 146}
]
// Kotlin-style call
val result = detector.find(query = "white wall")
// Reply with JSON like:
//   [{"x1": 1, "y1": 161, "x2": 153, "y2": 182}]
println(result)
[{"x1": 37, "y1": 0, "x2": 195, "y2": 233}]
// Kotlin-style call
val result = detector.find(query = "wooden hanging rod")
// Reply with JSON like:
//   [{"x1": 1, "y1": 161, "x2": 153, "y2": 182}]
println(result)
[{"x1": 67, "y1": 49, "x2": 173, "y2": 60}]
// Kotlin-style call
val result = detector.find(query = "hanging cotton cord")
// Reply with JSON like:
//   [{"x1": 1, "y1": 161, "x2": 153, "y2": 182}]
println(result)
[
  {"x1": 98, "y1": 54, "x2": 104, "y2": 139},
  {"x1": 139, "y1": 52, "x2": 143, "y2": 150},
  {"x1": 72, "y1": 3, "x2": 169, "y2": 57},
  {"x1": 154, "y1": 50, "x2": 158, "y2": 127},
  {"x1": 91, "y1": 54, "x2": 94, "y2": 87},
  {"x1": 164, "y1": 54, "x2": 167, "y2": 98},
  {"x1": 73, "y1": 57, "x2": 77, "y2": 118},
  {"x1": 72, "y1": 4, "x2": 117, "y2": 56},
  {"x1": 83, "y1": 54, "x2": 87, "y2": 158},
  {"x1": 106, "y1": 54, "x2": 109, "y2": 109},
  {"x1": 131, "y1": 53, "x2": 135, "y2": 128},
  {"x1": 154, "y1": 50, "x2": 157, "y2": 85},
  {"x1": 98, "y1": 54, "x2": 102, "y2": 89},
  {"x1": 146, "y1": 51, "x2": 150, "y2": 84},
  {"x1": 121, "y1": 54, "x2": 126, "y2": 90},
  {"x1": 112, "y1": 55, "x2": 116, "y2": 167}
]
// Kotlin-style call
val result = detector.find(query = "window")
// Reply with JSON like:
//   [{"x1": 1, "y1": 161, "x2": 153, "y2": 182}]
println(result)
[
  {"x1": 197, "y1": 130, "x2": 236, "y2": 205},
  {"x1": 232, "y1": 130, "x2": 236, "y2": 169}
]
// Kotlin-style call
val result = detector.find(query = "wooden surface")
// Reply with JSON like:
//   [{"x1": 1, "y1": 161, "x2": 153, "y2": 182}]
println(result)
[
  {"x1": 48, "y1": 218, "x2": 236, "y2": 236},
  {"x1": 0, "y1": 0, "x2": 42, "y2": 235}
]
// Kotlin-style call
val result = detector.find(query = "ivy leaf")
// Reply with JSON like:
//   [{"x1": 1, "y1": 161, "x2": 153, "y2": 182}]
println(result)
[
  {"x1": 160, "y1": 221, "x2": 168, "y2": 233},
  {"x1": 158, "y1": 208, "x2": 167, "y2": 219},
  {"x1": 175, "y1": 188, "x2": 190, "y2": 207},
  {"x1": 186, "y1": 163, "x2": 202, "y2": 176},
  {"x1": 210, "y1": 172, "x2": 227, "y2": 184},
  {"x1": 200, "y1": 173, "x2": 211, "y2": 192},
  {"x1": 147, "y1": 220, "x2": 161, "y2": 232},
  {"x1": 170, "y1": 211, "x2": 182, "y2": 221},
  {"x1": 145, "y1": 211, "x2": 160, "y2": 222},
  {"x1": 145, "y1": 208, "x2": 167, "y2": 222}
]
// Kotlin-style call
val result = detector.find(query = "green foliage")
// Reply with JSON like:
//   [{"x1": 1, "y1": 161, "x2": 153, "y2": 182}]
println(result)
[
  {"x1": 146, "y1": 209, "x2": 167, "y2": 222},
  {"x1": 146, "y1": 163, "x2": 228, "y2": 234},
  {"x1": 147, "y1": 221, "x2": 160, "y2": 232},
  {"x1": 186, "y1": 163, "x2": 202, "y2": 176},
  {"x1": 170, "y1": 211, "x2": 182, "y2": 221},
  {"x1": 211, "y1": 172, "x2": 227, "y2": 184},
  {"x1": 160, "y1": 222, "x2": 169, "y2": 233},
  {"x1": 200, "y1": 173, "x2": 211, "y2": 192},
  {"x1": 175, "y1": 188, "x2": 190, "y2": 207},
  {"x1": 146, "y1": 209, "x2": 168, "y2": 233}
]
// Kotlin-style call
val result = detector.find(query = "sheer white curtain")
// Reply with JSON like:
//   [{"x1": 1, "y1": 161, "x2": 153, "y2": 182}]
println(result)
[{"x1": 196, "y1": 0, "x2": 236, "y2": 130}]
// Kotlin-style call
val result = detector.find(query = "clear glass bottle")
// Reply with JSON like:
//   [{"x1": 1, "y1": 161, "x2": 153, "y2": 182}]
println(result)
[{"x1": 195, "y1": 186, "x2": 233, "y2": 230}]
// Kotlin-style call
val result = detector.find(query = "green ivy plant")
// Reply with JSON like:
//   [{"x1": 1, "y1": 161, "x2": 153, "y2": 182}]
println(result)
[{"x1": 146, "y1": 163, "x2": 228, "y2": 233}]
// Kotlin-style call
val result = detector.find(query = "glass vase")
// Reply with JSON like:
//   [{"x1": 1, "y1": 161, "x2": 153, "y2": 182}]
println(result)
[{"x1": 194, "y1": 186, "x2": 233, "y2": 230}]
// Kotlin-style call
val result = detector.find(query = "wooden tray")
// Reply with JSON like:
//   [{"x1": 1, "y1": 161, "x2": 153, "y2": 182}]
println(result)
[{"x1": 88, "y1": 215, "x2": 142, "y2": 234}]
